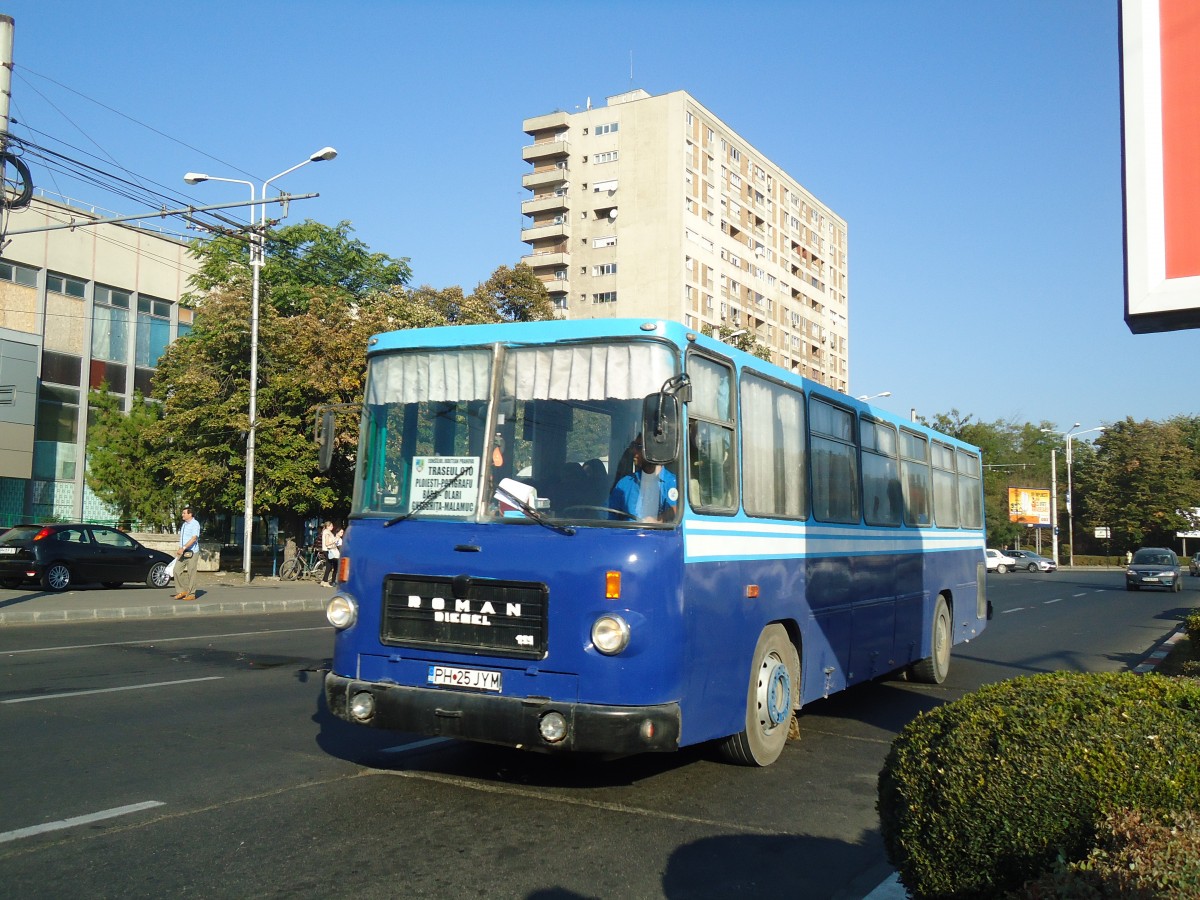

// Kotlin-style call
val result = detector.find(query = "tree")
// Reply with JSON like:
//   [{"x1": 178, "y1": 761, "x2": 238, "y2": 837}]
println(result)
[
  {"x1": 700, "y1": 323, "x2": 772, "y2": 361},
  {"x1": 184, "y1": 219, "x2": 412, "y2": 315},
  {"x1": 84, "y1": 388, "x2": 178, "y2": 529},
  {"x1": 1074, "y1": 418, "x2": 1200, "y2": 550}
]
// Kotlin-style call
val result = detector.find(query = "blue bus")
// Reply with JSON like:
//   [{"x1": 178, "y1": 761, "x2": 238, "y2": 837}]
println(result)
[{"x1": 322, "y1": 319, "x2": 990, "y2": 766}]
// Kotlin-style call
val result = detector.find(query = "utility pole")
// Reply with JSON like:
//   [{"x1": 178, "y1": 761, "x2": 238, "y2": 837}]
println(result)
[{"x1": 0, "y1": 15, "x2": 13, "y2": 144}]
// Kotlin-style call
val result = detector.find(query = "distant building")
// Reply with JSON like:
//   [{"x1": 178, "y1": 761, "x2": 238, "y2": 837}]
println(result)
[
  {"x1": 520, "y1": 89, "x2": 849, "y2": 390},
  {"x1": 0, "y1": 192, "x2": 198, "y2": 525}
]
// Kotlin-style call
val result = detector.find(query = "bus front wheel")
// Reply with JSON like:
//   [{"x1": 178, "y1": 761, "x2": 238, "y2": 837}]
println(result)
[
  {"x1": 910, "y1": 594, "x2": 951, "y2": 684},
  {"x1": 719, "y1": 624, "x2": 798, "y2": 767}
]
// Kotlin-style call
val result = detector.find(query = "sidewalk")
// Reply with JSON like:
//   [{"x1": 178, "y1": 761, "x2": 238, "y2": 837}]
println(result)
[{"x1": 0, "y1": 571, "x2": 332, "y2": 626}]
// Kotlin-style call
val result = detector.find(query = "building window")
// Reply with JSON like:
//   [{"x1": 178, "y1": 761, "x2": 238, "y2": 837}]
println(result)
[
  {"x1": 593, "y1": 151, "x2": 618, "y2": 164},
  {"x1": 595, "y1": 122, "x2": 619, "y2": 135},
  {"x1": 47, "y1": 272, "x2": 86, "y2": 298},
  {"x1": 0, "y1": 259, "x2": 37, "y2": 287},
  {"x1": 42, "y1": 351, "x2": 82, "y2": 386},
  {"x1": 92, "y1": 285, "x2": 131, "y2": 363},
  {"x1": 593, "y1": 235, "x2": 617, "y2": 249},
  {"x1": 593, "y1": 263, "x2": 617, "y2": 276},
  {"x1": 136, "y1": 295, "x2": 172, "y2": 368},
  {"x1": 592, "y1": 291, "x2": 617, "y2": 304}
]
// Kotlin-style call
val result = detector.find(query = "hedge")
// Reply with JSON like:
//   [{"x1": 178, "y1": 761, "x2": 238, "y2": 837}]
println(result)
[{"x1": 877, "y1": 672, "x2": 1200, "y2": 899}]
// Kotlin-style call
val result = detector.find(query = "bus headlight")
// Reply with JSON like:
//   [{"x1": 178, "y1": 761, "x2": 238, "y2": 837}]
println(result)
[
  {"x1": 326, "y1": 594, "x2": 358, "y2": 629},
  {"x1": 591, "y1": 614, "x2": 630, "y2": 655}
]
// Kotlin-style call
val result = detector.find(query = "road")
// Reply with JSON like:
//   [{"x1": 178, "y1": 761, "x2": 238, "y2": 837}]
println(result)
[{"x1": 0, "y1": 570, "x2": 1194, "y2": 899}]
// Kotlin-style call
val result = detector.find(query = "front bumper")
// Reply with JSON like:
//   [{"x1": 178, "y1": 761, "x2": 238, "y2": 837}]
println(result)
[{"x1": 325, "y1": 672, "x2": 681, "y2": 755}]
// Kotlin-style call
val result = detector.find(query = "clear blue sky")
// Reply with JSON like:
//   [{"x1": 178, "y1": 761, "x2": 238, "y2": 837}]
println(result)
[{"x1": 3, "y1": 1, "x2": 1190, "y2": 435}]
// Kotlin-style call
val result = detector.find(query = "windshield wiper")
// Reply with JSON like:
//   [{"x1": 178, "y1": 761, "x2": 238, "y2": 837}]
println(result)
[
  {"x1": 493, "y1": 483, "x2": 576, "y2": 537},
  {"x1": 384, "y1": 466, "x2": 472, "y2": 527}
]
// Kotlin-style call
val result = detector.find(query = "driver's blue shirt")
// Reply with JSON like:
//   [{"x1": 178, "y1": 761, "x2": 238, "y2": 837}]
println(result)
[{"x1": 608, "y1": 468, "x2": 678, "y2": 521}]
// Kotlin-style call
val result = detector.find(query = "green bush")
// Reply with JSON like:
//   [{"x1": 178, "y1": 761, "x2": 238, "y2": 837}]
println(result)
[
  {"x1": 1185, "y1": 610, "x2": 1200, "y2": 644},
  {"x1": 878, "y1": 672, "x2": 1200, "y2": 899},
  {"x1": 1006, "y1": 809, "x2": 1200, "y2": 899}
]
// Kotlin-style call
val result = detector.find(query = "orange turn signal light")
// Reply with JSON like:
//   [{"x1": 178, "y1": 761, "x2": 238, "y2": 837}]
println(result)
[
  {"x1": 605, "y1": 570, "x2": 621, "y2": 600},
  {"x1": 745, "y1": 584, "x2": 760, "y2": 599}
]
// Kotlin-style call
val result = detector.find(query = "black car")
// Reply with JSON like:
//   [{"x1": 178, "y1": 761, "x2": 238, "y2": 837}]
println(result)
[
  {"x1": 1124, "y1": 547, "x2": 1182, "y2": 593},
  {"x1": 0, "y1": 524, "x2": 174, "y2": 592}
]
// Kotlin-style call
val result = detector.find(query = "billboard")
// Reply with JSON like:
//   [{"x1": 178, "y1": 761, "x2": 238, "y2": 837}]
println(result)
[
  {"x1": 1121, "y1": 0, "x2": 1200, "y2": 333},
  {"x1": 1009, "y1": 488, "x2": 1051, "y2": 525}
]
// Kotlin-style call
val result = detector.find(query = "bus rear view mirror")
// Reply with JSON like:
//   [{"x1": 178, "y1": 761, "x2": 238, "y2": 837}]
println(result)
[
  {"x1": 317, "y1": 410, "x2": 336, "y2": 472},
  {"x1": 641, "y1": 393, "x2": 680, "y2": 465}
]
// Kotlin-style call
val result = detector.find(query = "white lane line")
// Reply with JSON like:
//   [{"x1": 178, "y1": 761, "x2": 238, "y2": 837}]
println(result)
[
  {"x1": 380, "y1": 737, "x2": 451, "y2": 755},
  {"x1": 0, "y1": 801, "x2": 164, "y2": 844},
  {"x1": 1044, "y1": 598, "x2": 1062, "y2": 604},
  {"x1": 1001, "y1": 607, "x2": 1026, "y2": 614},
  {"x1": 1072, "y1": 592, "x2": 1090, "y2": 598},
  {"x1": 0, "y1": 626, "x2": 329, "y2": 656},
  {"x1": 1, "y1": 676, "x2": 223, "y2": 704}
]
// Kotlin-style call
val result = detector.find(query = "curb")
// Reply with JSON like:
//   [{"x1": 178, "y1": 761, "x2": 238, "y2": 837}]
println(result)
[
  {"x1": 0, "y1": 597, "x2": 328, "y2": 626},
  {"x1": 1133, "y1": 624, "x2": 1188, "y2": 674}
]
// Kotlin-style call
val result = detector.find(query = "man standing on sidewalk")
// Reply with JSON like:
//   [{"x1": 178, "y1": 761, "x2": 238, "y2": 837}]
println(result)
[{"x1": 173, "y1": 506, "x2": 201, "y2": 601}]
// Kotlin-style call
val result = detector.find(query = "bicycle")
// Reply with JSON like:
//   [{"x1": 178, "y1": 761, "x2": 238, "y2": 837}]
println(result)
[{"x1": 279, "y1": 545, "x2": 326, "y2": 581}]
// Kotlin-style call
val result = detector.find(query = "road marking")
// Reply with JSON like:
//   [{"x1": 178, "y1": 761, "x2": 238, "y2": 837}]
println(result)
[
  {"x1": 1001, "y1": 607, "x2": 1025, "y2": 614},
  {"x1": 0, "y1": 801, "x2": 164, "y2": 844},
  {"x1": 380, "y1": 737, "x2": 451, "y2": 755},
  {"x1": 1, "y1": 676, "x2": 223, "y2": 704},
  {"x1": 1044, "y1": 598, "x2": 1061, "y2": 604},
  {"x1": 0, "y1": 625, "x2": 329, "y2": 656},
  {"x1": 1072, "y1": 592, "x2": 1090, "y2": 598}
]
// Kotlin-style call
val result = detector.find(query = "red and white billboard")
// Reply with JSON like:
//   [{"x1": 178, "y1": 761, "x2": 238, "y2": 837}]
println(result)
[{"x1": 1121, "y1": 0, "x2": 1200, "y2": 333}]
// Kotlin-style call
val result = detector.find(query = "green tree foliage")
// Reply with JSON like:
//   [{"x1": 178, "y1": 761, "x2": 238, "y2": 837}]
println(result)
[
  {"x1": 1074, "y1": 417, "x2": 1200, "y2": 549},
  {"x1": 700, "y1": 323, "x2": 772, "y2": 361},
  {"x1": 184, "y1": 219, "x2": 413, "y2": 316},
  {"x1": 84, "y1": 388, "x2": 178, "y2": 528},
  {"x1": 83, "y1": 215, "x2": 557, "y2": 539}
]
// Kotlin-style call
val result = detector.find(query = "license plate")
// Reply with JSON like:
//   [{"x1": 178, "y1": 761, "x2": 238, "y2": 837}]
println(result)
[
  {"x1": 427, "y1": 665, "x2": 501, "y2": 692},
  {"x1": 1142, "y1": 576, "x2": 1160, "y2": 582},
  {"x1": 0, "y1": 547, "x2": 17, "y2": 555}
]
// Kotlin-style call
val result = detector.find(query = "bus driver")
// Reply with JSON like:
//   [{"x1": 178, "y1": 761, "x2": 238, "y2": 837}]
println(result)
[{"x1": 608, "y1": 434, "x2": 678, "y2": 522}]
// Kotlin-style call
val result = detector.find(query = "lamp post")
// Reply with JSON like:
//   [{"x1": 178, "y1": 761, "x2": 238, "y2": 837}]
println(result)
[
  {"x1": 1041, "y1": 423, "x2": 1105, "y2": 567},
  {"x1": 856, "y1": 391, "x2": 892, "y2": 402},
  {"x1": 184, "y1": 147, "x2": 337, "y2": 582}
]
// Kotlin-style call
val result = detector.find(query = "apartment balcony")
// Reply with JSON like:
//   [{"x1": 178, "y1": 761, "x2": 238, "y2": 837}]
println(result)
[
  {"x1": 522, "y1": 167, "x2": 569, "y2": 190},
  {"x1": 521, "y1": 194, "x2": 570, "y2": 217},
  {"x1": 541, "y1": 278, "x2": 569, "y2": 295},
  {"x1": 522, "y1": 139, "x2": 571, "y2": 163},
  {"x1": 521, "y1": 250, "x2": 570, "y2": 271},
  {"x1": 523, "y1": 111, "x2": 570, "y2": 135},
  {"x1": 520, "y1": 221, "x2": 571, "y2": 244}
]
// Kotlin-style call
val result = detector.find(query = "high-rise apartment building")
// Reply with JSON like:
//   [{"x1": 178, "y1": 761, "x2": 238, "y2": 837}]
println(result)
[
  {"x1": 520, "y1": 89, "x2": 849, "y2": 391},
  {"x1": 0, "y1": 192, "x2": 197, "y2": 525}
]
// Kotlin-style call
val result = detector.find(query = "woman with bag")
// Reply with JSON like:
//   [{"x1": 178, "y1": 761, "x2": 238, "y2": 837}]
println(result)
[{"x1": 319, "y1": 521, "x2": 339, "y2": 587}]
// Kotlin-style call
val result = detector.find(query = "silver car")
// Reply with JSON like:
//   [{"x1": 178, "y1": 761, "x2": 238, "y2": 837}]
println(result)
[
  {"x1": 1005, "y1": 549, "x2": 1057, "y2": 572},
  {"x1": 1125, "y1": 547, "x2": 1182, "y2": 592}
]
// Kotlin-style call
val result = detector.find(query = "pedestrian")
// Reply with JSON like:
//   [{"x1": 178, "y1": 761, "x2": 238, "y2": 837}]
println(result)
[
  {"x1": 1125, "y1": 549, "x2": 1133, "y2": 565},
  {"x1": 319, "y1": 521, "x2": 339, "y2": 586},
  {"x1": 173, "y1": 506, "x2": 201, "y2": 601}
]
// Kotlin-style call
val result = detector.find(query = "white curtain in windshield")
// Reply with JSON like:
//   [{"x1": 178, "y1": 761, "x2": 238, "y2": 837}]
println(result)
[
  {"x1": 367, "y1": 350, "x2": 492, "y2": 405},
  {"x1": 503, "y1": 343, "x2": 674, "y2": 401}
]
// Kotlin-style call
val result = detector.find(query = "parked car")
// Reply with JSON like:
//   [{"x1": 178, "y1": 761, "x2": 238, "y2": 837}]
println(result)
[
  {"x1": 0, "y1": 523, "x2": 174, "y2": 592},
  {"x1": 1190, "y1": 555, "x2": 1200, "y2": 577},
  {"x1": 985, "y1": 548, "x2": 1018, "y2": 573},
  {"x1": 1125, "y1": 547, "x2": 1182, "y2": 592},
  {"x1": 1004, "y1": 549, "x2": 1058, "y2": 572}
]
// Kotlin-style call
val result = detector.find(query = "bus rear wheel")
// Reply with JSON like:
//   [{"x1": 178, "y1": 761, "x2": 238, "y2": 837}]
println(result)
[
  {"x1": 910, "y1": 594, "x2": 951, "y2": 684},
  {"x1": 719, "y1": 624, "x2": 798, "y2": 767}
]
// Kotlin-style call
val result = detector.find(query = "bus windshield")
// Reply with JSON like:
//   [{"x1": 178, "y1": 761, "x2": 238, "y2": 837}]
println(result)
[{"x1": 352, "y1": 338, "x2": 680, "y2": 525}]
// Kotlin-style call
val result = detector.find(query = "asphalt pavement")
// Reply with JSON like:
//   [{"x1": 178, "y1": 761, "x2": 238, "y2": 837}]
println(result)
[{"x1": 0, "y1": 571, "x2": 332, "y2": 626}]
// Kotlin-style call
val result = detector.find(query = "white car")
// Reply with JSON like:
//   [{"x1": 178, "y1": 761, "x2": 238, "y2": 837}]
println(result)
[{"x1": 985, "y1": 548, "x2": 1018, "y2": 574}]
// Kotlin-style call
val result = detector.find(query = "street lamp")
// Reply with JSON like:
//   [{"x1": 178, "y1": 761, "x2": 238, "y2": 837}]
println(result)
[
  {"x1": 1041, "y1": 423, "x2": 1105, "y2": 566},
  {"x1": 856, "y1": 391, "x2": 892, "y2": 402},
  {"x1": 184, "y1": 147, "x2": 337, "y2": 582}
]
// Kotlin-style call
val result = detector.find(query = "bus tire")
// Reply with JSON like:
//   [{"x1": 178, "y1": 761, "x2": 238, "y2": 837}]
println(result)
[
  {"x1": 910, "y1": 594, "x2": 951, "y2": 684},
  {"x1": 719, "y1": 624, "x2": 798, "y2": 767}
]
